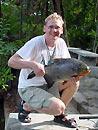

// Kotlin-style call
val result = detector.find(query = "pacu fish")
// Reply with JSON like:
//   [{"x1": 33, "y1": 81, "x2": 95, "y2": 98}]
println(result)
[{"x1": 27, "y1": 58, "x2": 91, "y2": 88}]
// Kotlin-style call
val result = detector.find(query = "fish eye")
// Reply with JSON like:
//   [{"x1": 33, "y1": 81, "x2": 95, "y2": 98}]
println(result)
[{"x1": 81, "y1": 64, "x2": 89, "y2": 72}]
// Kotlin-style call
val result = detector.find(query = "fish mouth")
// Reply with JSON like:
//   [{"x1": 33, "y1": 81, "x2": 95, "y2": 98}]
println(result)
[{"x1": 78, "y1": 68, "x2": 91, "y2": 79}]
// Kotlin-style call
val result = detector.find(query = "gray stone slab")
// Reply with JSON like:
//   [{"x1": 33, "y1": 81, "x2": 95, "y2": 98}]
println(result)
[
  {"x1": 68, "y1": 48, "x2": 98, "y2": 57},
  {"x1": 68, "y1": 47, "x2": 98, "y2": 65},
  {"x1": 5, "y1": 113, "x2": 98, "y2": 130}
]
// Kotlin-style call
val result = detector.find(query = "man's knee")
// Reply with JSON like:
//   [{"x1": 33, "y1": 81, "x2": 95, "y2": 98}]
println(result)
[{"x1": 48, "y1": 98, "x2": 65, "y2": 115}]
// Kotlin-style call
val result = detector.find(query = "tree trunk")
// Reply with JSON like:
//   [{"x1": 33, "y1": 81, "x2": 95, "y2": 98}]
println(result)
[
  {"x1": 0, "y1": 0, "x2": 2, "y2": 19},
  {"x1": 93, "y1": 25, "x2": 98, "y2": 53},
  {"x1": 52, "y1": 0, "x2": 69, "y2": 46},
  {"x1": 93, "y1": 0, "x2": 98, "y2": 53},
  {"x1": 52, "y1": 0, "x2": 61, "y2": 14},
  {"x1": 19, "y1": 0, "x2": 23, "y2": 39},
  {"x1": 46, "y1": 0, "x2": 49, "y2": 17}
]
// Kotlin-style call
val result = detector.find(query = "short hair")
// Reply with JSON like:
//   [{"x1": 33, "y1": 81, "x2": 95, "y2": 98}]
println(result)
[{"x1": 45, "y1": 13, "x2": 64, "y2": 25}]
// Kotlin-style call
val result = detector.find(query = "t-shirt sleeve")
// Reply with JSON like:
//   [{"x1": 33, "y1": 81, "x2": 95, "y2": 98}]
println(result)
[{"x1": 16, "y1": 39, "x2": 37, "y2": 60}]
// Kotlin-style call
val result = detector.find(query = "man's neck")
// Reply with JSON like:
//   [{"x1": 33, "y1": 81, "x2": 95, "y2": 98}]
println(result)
[
  {"x1": 45, "y1": 36, "x2": 55, "y2": 47},
  {"x1": 46, "y1": 42, "x2": 55, "y2": 47}
]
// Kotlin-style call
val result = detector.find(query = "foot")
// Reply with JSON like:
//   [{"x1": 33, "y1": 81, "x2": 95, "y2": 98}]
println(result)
[
  {"x1": 18, "y1": 112, "x2": 31, "y2": 123},
  {"x1": 54, "y1": 114, "x2": 77, "y2": 128},
  {"x1": 18, "y1": 100, "x2": 31, "y2": 123}
]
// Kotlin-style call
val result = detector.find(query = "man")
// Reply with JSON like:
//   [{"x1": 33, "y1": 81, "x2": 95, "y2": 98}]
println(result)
[{"x1": 8, "y1": 13, "x2": 79, "y2": 128}]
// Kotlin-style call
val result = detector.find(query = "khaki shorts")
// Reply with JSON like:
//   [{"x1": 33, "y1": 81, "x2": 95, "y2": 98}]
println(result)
[{"x1": 18, "y1": 82, "x2": 60, "y2": 109}]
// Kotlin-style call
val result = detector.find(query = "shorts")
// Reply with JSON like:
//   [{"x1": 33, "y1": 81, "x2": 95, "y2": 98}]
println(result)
[{"x1": 18, "y1": 82, "x2": 60, "y2": 109}]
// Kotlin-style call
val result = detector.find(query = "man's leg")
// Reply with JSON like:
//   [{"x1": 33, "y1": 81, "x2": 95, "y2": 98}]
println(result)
[
  {"x1": 23, "y1": 80, "x2": 79, "y2": 116},
  {"x1": 23, "y1": 97, "x2": 65, "y2": 116},
  {"x1": 18, "y1": 86, "x2": 66, "y2": 123},
  {"x1": 18, "y1": 82, "x2": 79, "y2": 127},
  {"x1": 59, "y1": 80, "x2": 80, "y2": 106},
  {"x1": 51, "y1": 79, "x2": 79, "y2": 128}
]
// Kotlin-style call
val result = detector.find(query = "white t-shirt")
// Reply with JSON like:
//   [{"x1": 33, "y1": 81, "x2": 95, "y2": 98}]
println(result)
[{"x1": 16, "y1": 35, "x2": 71, "y2": 88}]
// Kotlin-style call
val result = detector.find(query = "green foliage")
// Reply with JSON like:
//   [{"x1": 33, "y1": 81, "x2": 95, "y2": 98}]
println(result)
[
  {"x1": 0, "y1": 18, "x2": 12, "y2": 92},
  {"x1": 0, "y1": 17, "x2": 24, "y2": 92},
  {"x1": 0, "y1": 0, "x2": 46, "y2": 93},
  {"x1": 1, "y1": 2, "x2": 20, "y2": 39},
  {"x1": 63, "y1": 0, "x2": 97, "y2": 50}
]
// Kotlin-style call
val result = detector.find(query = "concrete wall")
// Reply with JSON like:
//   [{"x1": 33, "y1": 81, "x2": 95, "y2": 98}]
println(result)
[{"x1": 80, "y1": 66, "x2": 98, "y2": 89}]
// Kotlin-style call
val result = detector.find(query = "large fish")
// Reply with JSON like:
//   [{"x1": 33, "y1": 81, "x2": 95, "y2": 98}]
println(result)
[{"x1": 27, "y1": 58, "x2": 91, "y2": 88}]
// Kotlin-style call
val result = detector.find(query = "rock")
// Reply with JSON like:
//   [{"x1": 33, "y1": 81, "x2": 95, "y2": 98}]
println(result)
[{"x1": 5, "y1": 113, "x2": 98, "y2": 130}]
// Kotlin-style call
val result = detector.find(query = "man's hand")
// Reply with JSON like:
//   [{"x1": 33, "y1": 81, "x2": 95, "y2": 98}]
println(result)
[
  {"x1": 69, "y1": 77, "x2": 79, "y2": 84},
  {"x1": 33, "y1": 62, "x2": 45, "y2": 77},
  {"x1": 59, "y1": 77, "x2": 80, "y2": 92}
]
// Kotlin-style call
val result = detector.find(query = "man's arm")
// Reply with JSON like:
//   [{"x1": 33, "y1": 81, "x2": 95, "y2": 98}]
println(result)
[{"x1": 8, "y1": 53, "x2": 45, "y2": 77}]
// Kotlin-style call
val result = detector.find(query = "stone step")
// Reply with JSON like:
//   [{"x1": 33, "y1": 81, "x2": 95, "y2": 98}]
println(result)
[{"x1": 5, "y1": 113, "x2": 98, "y2": 130}]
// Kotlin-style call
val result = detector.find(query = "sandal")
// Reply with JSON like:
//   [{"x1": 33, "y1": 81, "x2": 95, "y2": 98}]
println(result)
[
  {"x1": 54, "y1": 114, "x2": 77, "y2": 128},
  {"x1": 18, "y1": 100, "x2": 31, "y2": 123}
]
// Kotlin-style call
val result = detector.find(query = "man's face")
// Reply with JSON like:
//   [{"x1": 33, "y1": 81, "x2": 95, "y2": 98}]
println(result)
[{"x1": 44, "y1": 19, "x2": 63, "y2": 42}]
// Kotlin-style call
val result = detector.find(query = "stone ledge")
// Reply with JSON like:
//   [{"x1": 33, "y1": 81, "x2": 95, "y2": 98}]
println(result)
[{"x1": 5, "y1": 113, "x2": 98, "y2": 130}]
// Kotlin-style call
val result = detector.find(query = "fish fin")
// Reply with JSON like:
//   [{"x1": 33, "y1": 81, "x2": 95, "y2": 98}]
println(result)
[
  {"x1": 48, "y1": 58, "x2": 63, "y2": 64},
  {"x1": 27, "y1": 72, "x2": 54, "y2": 88},
  {"x1": 71, "y1": 75, "x2": 78, "y2": 78},
  {"x1": 62, "y1": 81, "x2": 67, "y2": 85},
  {"x1": 52, "y1": 58, "x2": 62, "y2": 62},
  {"x1": 27, "y1": 65, "x2": 47, "y2": 79},
  {"x1": 44, "y1": 74, "x2": 55, "y2": 89},
  {"x1": 54, "y1": 58, "x2": 63, "y2": 60},
  {"x1": 27, "y1": 71, "x2": 35, "y2": 79}
]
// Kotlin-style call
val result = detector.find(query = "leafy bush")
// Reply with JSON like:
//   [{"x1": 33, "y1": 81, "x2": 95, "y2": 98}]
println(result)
[
  {"x1": 0, "y1": 18, "x2": 24, "y2": 93},
  {"x1": 63, "y1": 0, "x2": 97, "y2": 50}
]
